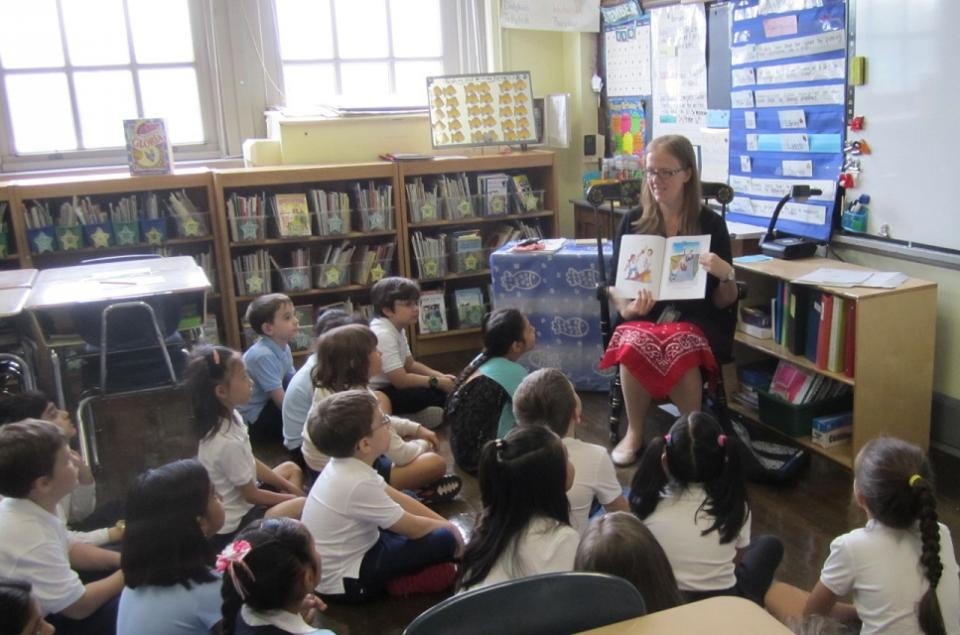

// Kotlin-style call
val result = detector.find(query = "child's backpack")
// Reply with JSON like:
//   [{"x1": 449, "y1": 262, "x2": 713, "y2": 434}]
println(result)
[{"x1": 443, "y1": 375, "x2": 510, "y2": 475}]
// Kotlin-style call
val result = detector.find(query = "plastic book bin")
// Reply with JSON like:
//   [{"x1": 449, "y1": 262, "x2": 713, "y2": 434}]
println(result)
[
  {"x1": 417, "y1": 256, "x2": 448, "y2": 280},
  {"x1": 409, "y1": 196, "x2": 440, "y2": 224},
  {"x1": 315, "y1": 210, "x2": 351, "y2": 236},
  {"x1": 441, "y1": 196, "x2": 477, "y2": 221},
  {"x1": 314, "y1": 263, "x2": 348, "y2": 289},
  {"x1": 55, "y1": 226, "x2": 83, "y2": 251},
  {"x1": 758, "y1": 390, "x2": 854, "y2": 437},
  {"x1": 357, "y1": 207, "x2": 393, "y2": 232},
  {"x1": 82, "y1": 222, "x2": 114, "y2": 248},
  {"x1": 232, "y1": 215, "x2": 267, "y2": 242},
  {"x1": 278, "y1": 266, "x2": 312, "y2": 292},
  {"x1": 451, "y1": 248, "x2": 488, "y2": 274},
  {"x1": 353, "y1": 258, "x2": 393, "y2": 286},
  {"x1": 174, "y1": 212, "x2": 210, "y2": 238},
  {"x1": 139, "y1": 218, "x2": 167, "y2": 245},
  {"x1": 112, "y1": 220, "x2": 140, "y2": 246},
  {"x1": 28, "y1": 227, "x2": 57, "y2": 254},
  {"x1": 513, "y1": 189, "x2": 545, "y2": 214}
]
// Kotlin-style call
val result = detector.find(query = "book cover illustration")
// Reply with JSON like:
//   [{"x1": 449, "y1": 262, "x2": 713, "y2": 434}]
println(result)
[
  {"x1": 614, "y1": 234, "x2": 710, "y2": 301},
  {"x1": 454, "y1": 287, "x2": 485, "y2": 328},
  {"x1": 769, "y1": 361, "x2": 814, "y2": 404},
  {"x1": 418, "y1": 290, "x2": 448, "y2": 334},
  {"x1": 273, "y1": 194, "x2": 312, "y2": 237},
  {"x1": 123, "y1": 118, "x2": 173, "y2": 175}
]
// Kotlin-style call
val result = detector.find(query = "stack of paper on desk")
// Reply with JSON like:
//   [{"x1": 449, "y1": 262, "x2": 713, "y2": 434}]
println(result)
[{"x1": 791, "y1": 268, "x2": 907, "y2": 289}]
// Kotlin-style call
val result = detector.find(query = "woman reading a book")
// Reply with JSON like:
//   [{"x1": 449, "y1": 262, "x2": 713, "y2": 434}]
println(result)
[{"x1": 600, "y1": 134, "x2": 739, "y2": 467}]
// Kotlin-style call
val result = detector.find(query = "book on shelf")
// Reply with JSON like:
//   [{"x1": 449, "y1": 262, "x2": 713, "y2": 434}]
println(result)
[
  {"x1": 352, "y1": 242, "x2": 395, "y2": 285},
  {"x1": 123, "y1": 118, "x2": 173, "y2": 175},
  {"x1": 477, "y1": 173, "x2": 511, "y2": 216},
  {"x1": 828, "y1": 296, "x2": 847, "y2": 373},
  {"x1": 804, "y1": 294, "x2": 822, "y2": 363},
  {"x1": 199, "y1": 316, "x2": 220, "y2": 346},
  {"x1": 816, "y1": 293, "x2": 832, "y2": 369},
  {"x1": 272, "y1": 193, "x2": 312, "y2": 237},
  {"x1": 308, "y1": 189, "x2": 351, "y2": 235},
  {"x1": 769, "y1": 361, "x2": 815, "y2": 404},
  {"x1": 418, "y1": 289, "x2": 448, "y2": 334},
  {"x1": 454, "y1": 287, "x2": 485, "y2": 328},
  {"x1": 450, "y1": 230, "x2": 484, "y2": 272},
  {"x1": 737, "y1": 321, "x2": 772, "y2": 340},
  {"x1": 843, "y1": 300, "x2": 856, "y2": 378},
  {"x1": 613, "y1": 234, "x2": 711, "y2": 301},
  {"x1": 510, "y1": 174, "x2": 538, "y2": 212}
]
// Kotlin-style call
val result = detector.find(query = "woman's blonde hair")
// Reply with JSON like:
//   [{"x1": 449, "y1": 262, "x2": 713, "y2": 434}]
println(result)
[{"x1": 633, "y1": 134, "x2": 703, "y2": 236}]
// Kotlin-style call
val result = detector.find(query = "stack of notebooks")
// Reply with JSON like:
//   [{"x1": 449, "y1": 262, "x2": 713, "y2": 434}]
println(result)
[{"x1": 768, "y1": 360, "x2": 852, "y2": 406}]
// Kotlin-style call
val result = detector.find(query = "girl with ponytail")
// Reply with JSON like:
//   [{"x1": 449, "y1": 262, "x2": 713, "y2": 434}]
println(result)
[
  {"x1": 630, "y1": 411, "x2": 783, "y2": 605},
  {"x1": 445, "y1": 309, "x2": 536, "y2": 473},
  {"x1": 797, "y1": 437, "x2": 959, "y2": 634}
]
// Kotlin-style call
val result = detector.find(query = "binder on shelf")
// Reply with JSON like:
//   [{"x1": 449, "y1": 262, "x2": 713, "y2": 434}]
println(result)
[
  {"x1": 816, "y1": 293, "x2": 832, "y2": 370},
  {"x1": 843, "y1": 300, "x2": 856, "y2": 378},
  {"x1": 828, "y1": 296, "x2": 846, "y2": 373},
  {"x1": 804, "y1": 294, "x2": 822, "y2": 363},
  {"x1": 788, "y1": 285, "x2": 811, "y2": 356}
]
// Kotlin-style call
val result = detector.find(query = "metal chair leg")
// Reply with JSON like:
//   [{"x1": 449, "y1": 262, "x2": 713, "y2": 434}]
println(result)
[
  {"x1": 76, "y1": 394, "x2": 99, "y2": 469},
  {"x1": 609, "y1": 370, "x2": 624, "y2": 445}
]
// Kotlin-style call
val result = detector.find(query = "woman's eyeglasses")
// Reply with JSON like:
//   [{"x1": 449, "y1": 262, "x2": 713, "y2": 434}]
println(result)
[{"x1": 646, "y1": 167, "x2": 685, "y2": 179}]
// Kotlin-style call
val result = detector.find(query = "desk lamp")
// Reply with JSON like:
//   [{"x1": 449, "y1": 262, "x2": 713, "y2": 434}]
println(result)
[{"x1": 760, "y1": 184, "x2": 822, "y2": 260}]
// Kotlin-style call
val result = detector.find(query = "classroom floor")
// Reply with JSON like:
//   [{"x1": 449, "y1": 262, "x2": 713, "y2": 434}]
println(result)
[{"x1": 86, "y1": 366, "x2": 960, "y2": 635}]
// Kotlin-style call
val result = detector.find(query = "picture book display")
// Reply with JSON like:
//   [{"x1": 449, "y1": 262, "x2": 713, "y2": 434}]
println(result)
[
  {"x1": 427, "y1": 71, "x2": 537, "y2": 147},
  {"x1": 613, "y1": 234, "x2": 710, "y2": 301},
  {"x1": 123, "y1": 118, "x2": 173, "y2": 175},
  {"x1": 272, "y1": 194, "x2": 311, "y2": 237},
  {"x1": 454, "y1": 287, "x2": 484, "y2": 328},
  {"x1": 418, "y1": 289, "x2": 448, "y2": 334}
]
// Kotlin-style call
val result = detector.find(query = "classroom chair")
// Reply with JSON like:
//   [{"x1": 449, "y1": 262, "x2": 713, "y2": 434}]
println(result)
[{"x1": 403, "y1": 572, "x2": 646, "y2": 635}]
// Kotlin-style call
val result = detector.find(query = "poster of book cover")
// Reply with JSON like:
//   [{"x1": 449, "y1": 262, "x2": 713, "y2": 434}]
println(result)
[
  {"x1": 123, "y1": 118, "x2": 174, "y2": 175},
  {"x1": 427, "y1": 71, "x2": 537, "y2": 148}
]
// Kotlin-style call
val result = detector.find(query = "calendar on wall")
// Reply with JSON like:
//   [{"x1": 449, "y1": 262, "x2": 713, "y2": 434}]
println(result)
[{"x1": 604, "y1": 19, "x2": 651, "y2": 97}]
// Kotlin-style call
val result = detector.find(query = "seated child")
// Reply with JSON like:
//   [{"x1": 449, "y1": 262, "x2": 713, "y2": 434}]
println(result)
[
  {"x1": 237, "y1": 293, "x2": 299, "y2": 441},
  {"x1": 368, "y1": 277, "x2": 456, "y2": 421},
  {"x1": 456, "y1": 425, "x2": 580, "y2": 592},
  {"x1": 187, "y1": 346, "x2": 305, "y2": 552},
  {"x1": 282, "y1": 310, "x2": 367, "y2": 466},
  {"x1": 300, "y1": 324, "x2": 459, "y2": 502},
  {"x1": 116, "y1": 459, "x2": 224, "y2": 635},
  {"x1": 219, "y1": 518, "x2": 334, "y2": 635},
  {"x1": 574, "y1": 511, "x2": 684, "y2": 614},
  {"x1": 302, "y1": 390, "x2": 462, "y2": 602},
  {"x1": 0, "y1": 391, "x2": 123, "y2": 546},
  {"x1": 0, "y1": 419, "x2": 124, "y2": 634},
  {"x1": 444, "y1": 309, "x2": 535, "y2": 473},
  {"x1": 630, "y1": 412, "x2": 783, "y2": 606},
  {"x1": 513, "y1": 368, "x2": 628, "y2": 534},
  {"x1": 0, "y1": 577, "x2": 55, "y2": 635},
  {"x1": 765, "y1": 437, "x2": 960, "y2": 634}
]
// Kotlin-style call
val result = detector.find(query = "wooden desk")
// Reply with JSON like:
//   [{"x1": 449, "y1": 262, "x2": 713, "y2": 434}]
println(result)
[
  {"x1": 0, "y1": 269, "x2": 38, "y2": 289},
  {"x1": 28, "y1": 256, "x2": 209, "y2": 310},
  {"x1": 579, "y1": 596, "x2": 791, "y2": 634}
]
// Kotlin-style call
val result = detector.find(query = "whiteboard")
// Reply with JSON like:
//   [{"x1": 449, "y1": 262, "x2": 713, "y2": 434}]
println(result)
[
  {"x1": 500, "y1": 0, "x2": 600, "y2": 32},
  {"x1": 852, "y1": 0, "x2": 960, "y2": 252}
]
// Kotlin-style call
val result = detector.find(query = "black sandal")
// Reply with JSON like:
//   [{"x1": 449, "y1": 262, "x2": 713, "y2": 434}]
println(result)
[{"x1": 415, "y1": 474, "x2": 462, "y2": 505}]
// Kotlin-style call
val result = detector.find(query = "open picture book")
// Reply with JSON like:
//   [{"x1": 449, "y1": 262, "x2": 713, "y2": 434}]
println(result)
[{"x1": 613, "y1": 234, "x2": 711, "y2": 301}]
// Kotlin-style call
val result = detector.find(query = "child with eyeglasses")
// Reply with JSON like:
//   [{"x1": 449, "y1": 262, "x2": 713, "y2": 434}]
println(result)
[
  {"x1": 301, "y1": 390, "x2": 462, "y2": 602},
  {"x1": 368, "y1": 277, "x2": 457, "y2": 424}
]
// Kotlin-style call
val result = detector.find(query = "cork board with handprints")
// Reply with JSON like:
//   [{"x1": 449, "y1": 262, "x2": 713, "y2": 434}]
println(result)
[{"x1": 427, "y1": 71, "x2": 538, "y2": 148}]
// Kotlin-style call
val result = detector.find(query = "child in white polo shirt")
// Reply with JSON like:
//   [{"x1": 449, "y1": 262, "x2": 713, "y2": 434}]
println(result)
[
  {"x1": 513, "y1": 368, "x2": 628, "y2": 535},
  {"x1": 301, "y1": 390, "x2": 462, "y2": 602},
  {"x1": 0, "y1": 419, "x2": 124, "y2": 635}
]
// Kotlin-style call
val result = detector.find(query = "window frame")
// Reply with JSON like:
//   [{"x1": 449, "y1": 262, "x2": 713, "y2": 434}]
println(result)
[{"x1": 0, "y1": 0, "x2": 223, "y2": 173}]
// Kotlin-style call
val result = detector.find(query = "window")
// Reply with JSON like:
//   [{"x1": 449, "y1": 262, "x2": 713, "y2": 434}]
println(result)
[
  {"x1": 0, "y1": 0, "x2": 218, "y2": 170},
  {"x1": 271, "y1": 0, "x2": 485, "y2": 109}
]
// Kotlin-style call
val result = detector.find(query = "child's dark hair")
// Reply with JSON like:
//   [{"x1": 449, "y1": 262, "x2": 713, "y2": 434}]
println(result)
[
  {"x1": 0, "y1": 578, "x2": 34, "y2": 634},
  {"x1": 454, "y1": 309, "x2": 529, "y2": 390},
  {"x1": 457, "y1": 425, "x2": 570, "y2": 590},
  {"x1": 185, "y1": 345, "x2": 241, "y2": 440},
  {"x1": 311, "y1": 324, "x2": 378, "y2": 391},
  {"x1": 245, "y1": 293, "x2": 292, "y2": 335},
  {"x1": 313, "y1": 308, "x2": 367, "y2": 337},
  {"x1": 0, "y1": 391, "x2": 49, "y2": 424},
  {"x1": 630, "y1": 411, "x2": 747, "y2": 544},
  {"x1": 370, "y1": 276, "x2": 420, "y2": 317},
  {"x1": 574, "y1": 511, "x2": 684, "y2": 614},
  {"x1": 306, "y1": 389, "x2": 378, "y2": 459},
  {"x1": 855, "y1": 437, "x2": 945, "y2": 635},
  {"x1": 220, "y1": 518, "x2": 317, "y2": 635},
  {"x1": 513, "y1": 368, "x2": 578, "y2": 437},
  {"x1": 122, "y1": 459, "x2": 216, "y2": 589},
  {"x1": 0, "y1": 419, "x2": 65, "y2": 498}
]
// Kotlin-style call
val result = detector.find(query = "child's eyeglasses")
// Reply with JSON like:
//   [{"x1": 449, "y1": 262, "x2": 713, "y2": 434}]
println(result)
[
  {"x1": 370, "y1": 412, "x2": 391, "y2": 433},
  {"x1": 646, "y1": 167, "x2": 685, "y2": 179}
]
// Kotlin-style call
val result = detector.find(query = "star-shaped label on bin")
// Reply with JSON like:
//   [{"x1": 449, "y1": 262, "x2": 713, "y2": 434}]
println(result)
[
  {"x1": 489, "y1": 195, "x2": 505, "y2": 214},
  {"x1": 116, "y1": 226, "x2": 137, "y2": 245},
  {"x1": 325, "y1": 267, "x2": 343, "y2": 287},
  {"x1": 181, "y1": 218, "x2": 201, "y2": 237},
  {"x1": 327, "y1": 214, "x2": 343, "y2": 234},
  {"x1": 424, "y1": 259, "x2": 439, "y2": 278},
  {"x1": 457, "y1": 200, "x2": 472, "y2": 217},
  {"x1": 145, "y1": 227, "x2": 164, "y2": 245},
  {"x1": 59, "y1": 230, "x2": 80, "y2": 250},
  {"x1": 370, "y1": 263, "x2": 385, "y2": 282},
  {"x1": 246, "y1": 275, "x2": 264, "y2": 294},
  {"x1": 464, "y1": 254, "x2": 478, "y2": 271},
  {"x1": 368, "y1": 211, "x2": 385, "y2": 230},
  {"x1": 240, "y1": 220, "x2": 260, "y2": 241},
  {"x1": 33, "y1": 232, "x2": 54, "y2": 254},
  {"x1": 286, "y1": 270, "x2": 307, "y2": 291},
  {"x1": 90, "y1": 227, "x2": 111, "y2": 248},
  {"x1": 420, "y1": 203, "x2": 437, "y2": 221}
]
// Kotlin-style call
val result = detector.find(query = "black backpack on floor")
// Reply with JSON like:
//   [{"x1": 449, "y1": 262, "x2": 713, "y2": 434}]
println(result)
[{"x1": 444, "y1": 376, "x2": 511, "y2": 475}]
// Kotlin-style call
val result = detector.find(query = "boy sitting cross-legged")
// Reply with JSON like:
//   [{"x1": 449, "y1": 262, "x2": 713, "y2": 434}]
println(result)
[
  {"x1": 301, "y1": 390, "x2": 463, "y2": 602},
  {"x1": 0, "y1": 419, "x2": 124, "y2": 635},
  {"x1": 237, "y1": 293, "x2": 300, "y2": 441}
]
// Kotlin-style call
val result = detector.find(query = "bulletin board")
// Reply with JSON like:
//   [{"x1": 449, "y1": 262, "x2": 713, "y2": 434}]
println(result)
[
  {"x1": 725, "y1": 0, "x2": 847, "y2": 242},
  {"x1": 427, "y1": 72, "x2": 537, "y2": 148}
]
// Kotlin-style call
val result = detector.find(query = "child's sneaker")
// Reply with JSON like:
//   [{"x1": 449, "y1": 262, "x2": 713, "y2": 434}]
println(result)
[
  {"x1": 415, "y1": 474, "x2": 462, "y2": 506},
  {"x1": 386, "y1": 562, "x2": 457, "y2": 597}
]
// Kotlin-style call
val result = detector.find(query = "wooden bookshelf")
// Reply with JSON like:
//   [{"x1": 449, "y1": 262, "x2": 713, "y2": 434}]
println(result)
[
  {"x1": 212, "y1": 163, "x2": 402, "y2": 349},
  {"x1": 733, "y1": 256, "x2": 937, "y2": 467},
  {"x1": 397, "y1": 150, "x2": 558, "y2": 355}
]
